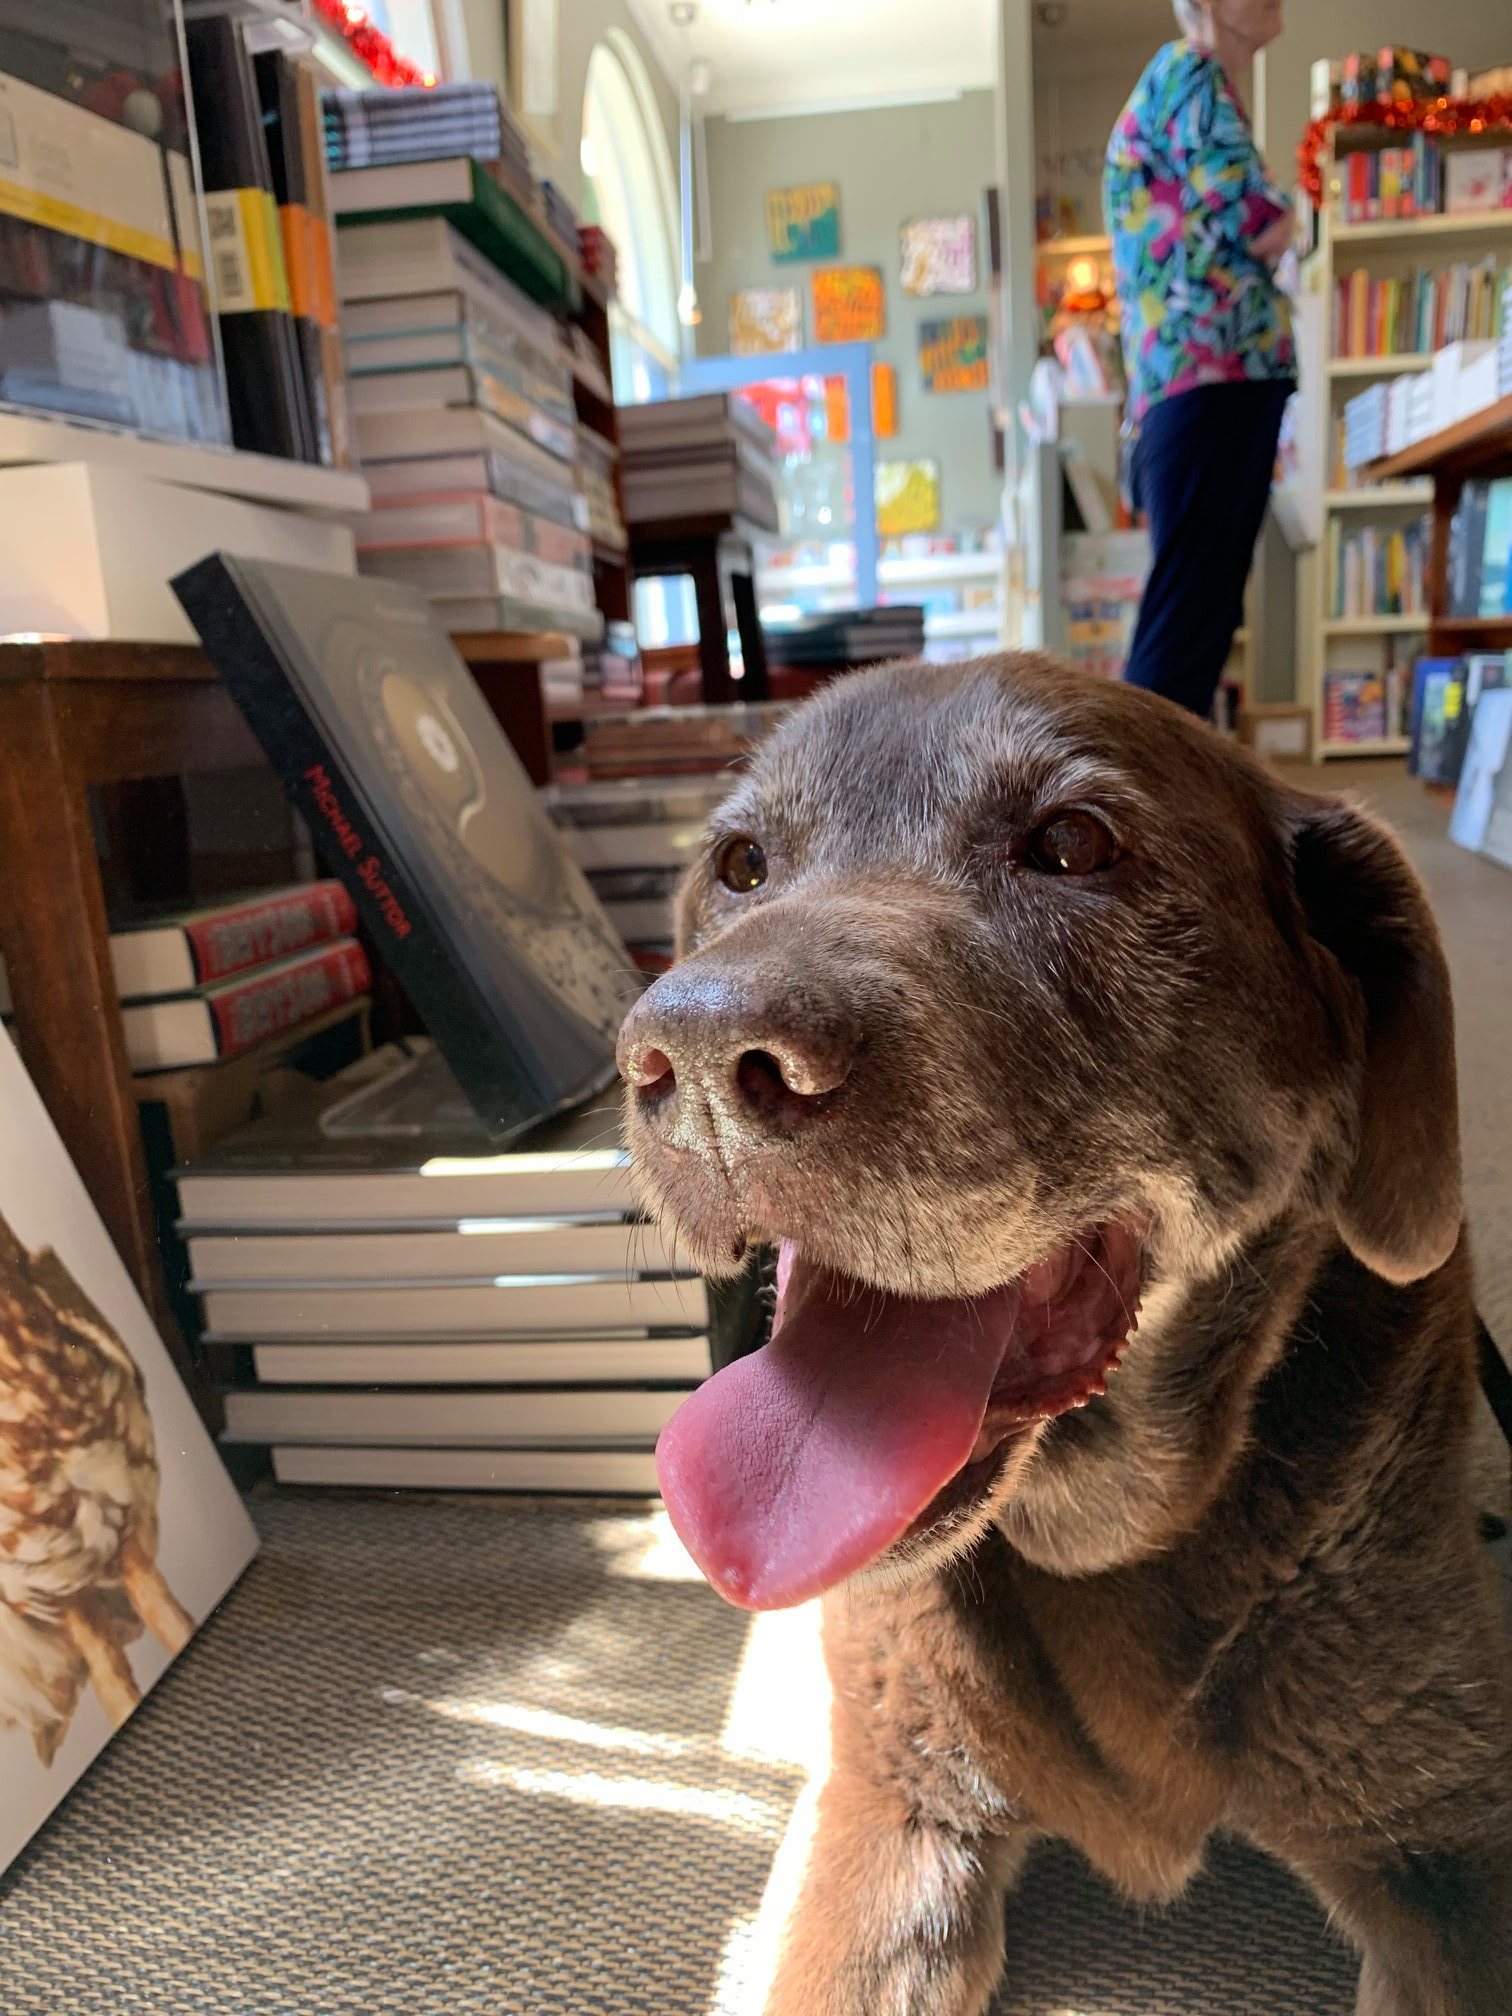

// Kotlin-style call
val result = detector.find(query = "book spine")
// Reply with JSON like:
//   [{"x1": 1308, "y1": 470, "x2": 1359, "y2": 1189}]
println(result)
[
  {"x1": 207, "y1": 939, "x2": 370, "y2": 1059},
  {"x1": 184, "y1": 882, "x2": 358, "y2": 982}
]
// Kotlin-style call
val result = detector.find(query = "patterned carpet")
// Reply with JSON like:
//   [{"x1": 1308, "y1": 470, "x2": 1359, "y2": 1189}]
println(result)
[{"x1": 0, "y1": 1492, "x2": 1379, "y2": 2016}]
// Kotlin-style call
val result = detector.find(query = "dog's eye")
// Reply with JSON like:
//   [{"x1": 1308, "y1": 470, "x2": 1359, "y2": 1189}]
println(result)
[
  {"x1": 715, "y1": 835, "x2": 768, "y2": 893},
  {"x1": 1026, "y1": 811, "x2": 1117, "y2": 876}
]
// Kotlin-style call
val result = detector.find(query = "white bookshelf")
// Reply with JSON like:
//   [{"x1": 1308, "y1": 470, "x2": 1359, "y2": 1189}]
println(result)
[
  {"x1": 1295, "y1": 135, "x2": 1512, "y2": 760},
  {"x1": 1332, "y1": 210, "x2": 1512, "y2": 248},
  {"x1": 0, "y1": 409, "x2": 370, "y2": 515}
]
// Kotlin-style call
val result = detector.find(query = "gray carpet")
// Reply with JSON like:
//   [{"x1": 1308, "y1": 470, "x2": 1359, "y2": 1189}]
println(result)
[{"x1": 0, "y1": 1493, "x2": 1373, "y2": 2016}]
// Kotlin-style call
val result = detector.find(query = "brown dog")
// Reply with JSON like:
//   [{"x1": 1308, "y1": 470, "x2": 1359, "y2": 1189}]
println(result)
[{"x1": 618, "y1": 656, "x2": 1512, "y2": 2016}]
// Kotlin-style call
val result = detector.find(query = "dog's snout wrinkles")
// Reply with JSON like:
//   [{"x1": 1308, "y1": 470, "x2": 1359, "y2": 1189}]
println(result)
[{"x1": 618, "y1": 961, "x2": 857, "y2": 1141}]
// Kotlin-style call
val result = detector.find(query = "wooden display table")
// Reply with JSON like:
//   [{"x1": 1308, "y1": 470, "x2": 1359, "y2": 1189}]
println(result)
[
  {"x1": 0, "y1": 631, "x2": 564, "y2": 1363},
  {"x1": 1365, "y1": 392, "x2": 1512, "y2": 660},
  {"x1": 0, "y1": 642, "x2": 261, "y2": 1388},
  {"x1": 629, "y1": 510, "x2": 770, "y2": 704}
]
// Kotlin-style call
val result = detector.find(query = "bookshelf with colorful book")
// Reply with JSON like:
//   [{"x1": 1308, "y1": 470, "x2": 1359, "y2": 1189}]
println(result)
[{"x1": 1298, "y1": 119, "x2": 1512, "y2": 759}]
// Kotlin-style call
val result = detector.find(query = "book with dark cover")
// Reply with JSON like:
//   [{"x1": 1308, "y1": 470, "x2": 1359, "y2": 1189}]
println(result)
[
  {"x1": 171, "y1": 556, "x2": 639, "y2": 1139},
  {"x1": 183, "y1": 14, "x2": 312, "y2": 461},
  {"x1": 254, "y1": 49, "x2": 331, "y2": 465}
]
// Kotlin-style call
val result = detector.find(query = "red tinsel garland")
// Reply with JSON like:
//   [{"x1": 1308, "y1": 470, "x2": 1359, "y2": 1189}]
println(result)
[
  {"x1": 310, "y1": 0, "x2": 436, "y2": 89},
  {"x1": 1298, "y1": 95, "x2": 1512, "y2": 208}
]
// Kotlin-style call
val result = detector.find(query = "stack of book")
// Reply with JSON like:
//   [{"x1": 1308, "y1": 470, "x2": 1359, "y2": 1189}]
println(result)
[
  {"x1": 765, "y1": 606, "x2": 927, "y2": 676},
  {"x1": 540, "y1": 181, "x2": 581, "y2": 261},
  {"x1": 576, "y1": 699, "x2": 790, "y2": 780},
  {"x1": 1332, "y1": 259, "x2": 1511, "y2": 362},
  {"x1": 184, "y1": 18, "x2": 347, "y2": 465},
  {"x1": 618, "y1": 395, "x2": 781, "y2": 531},
  {"x1": 577, "y1": 422, "x2": 628, "y2": 552},
  {"x1": 322, "y1": 82, "x2": 521, "y2": 175},
  {"x1": 176, "y1": 1047, "x2": 761, "y2": 1494},
  {"x1": 336, "y1": 209, "x2": 600, "y2": 637},
  {"x1": 1499, "y1": 282, "x2": 1512, "y2": 399},
  {"x1": 543, "y1": 774, "x2": 734, "y2": 968},
  {"x1": 579, "y1": 224, "x2": 619, "y2": 298},
  {"x1": 0, "y1": 883, "x2": 369, "y2": 1073}
]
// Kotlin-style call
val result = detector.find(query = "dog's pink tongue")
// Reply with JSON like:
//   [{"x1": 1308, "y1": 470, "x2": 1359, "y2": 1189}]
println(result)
[{"x1": 656, "y1": 1245, "x2": 1016, "y2": 1611}]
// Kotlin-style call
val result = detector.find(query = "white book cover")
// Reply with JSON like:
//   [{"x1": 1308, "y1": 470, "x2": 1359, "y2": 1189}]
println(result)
[
  {"x1": 271, "y1": 1446, "x2": 660, "y2": 1493},
  {"x1": 201, "y1": 1274, "x2": 709, "y2": 1339},
  {"x1": 224, "y1": 1385, "x2": 688, "y2": 1446},
  {"x1": 0, "y1": 1026, "x2": 257, "y2": 1871},
  {"x1": 186, "y1": 1216, "x2": 682, "y2": 1283},
  {"x1": 251, "y1": 1334, "x2": 711, "y2": 1385}
]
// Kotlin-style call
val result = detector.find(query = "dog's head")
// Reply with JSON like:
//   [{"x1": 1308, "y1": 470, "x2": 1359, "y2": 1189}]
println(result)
[{"x1": 618, "y1": 657, "x2": 1460, "y2": 1609}]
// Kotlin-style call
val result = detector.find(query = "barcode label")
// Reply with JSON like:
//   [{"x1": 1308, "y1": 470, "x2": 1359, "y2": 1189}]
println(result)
[{"x1": 201, "y1": 189, "x2": 290, "y2": 315}]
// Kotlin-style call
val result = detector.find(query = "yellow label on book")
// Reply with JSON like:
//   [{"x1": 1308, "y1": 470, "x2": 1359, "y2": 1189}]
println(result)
[
  {"x1": 203, "y1": 188, "x2": 292, "y2": 314},
  {"x1": 0, "y1": 70, "x2": 200, "y2": 278}
]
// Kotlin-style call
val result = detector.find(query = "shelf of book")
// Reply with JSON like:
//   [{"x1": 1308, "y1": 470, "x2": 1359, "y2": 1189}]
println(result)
[
  {"x1": 1326, "y1": 355, "x2": 1434, "y2": 377},
  {"x1": 1319, "y1": 734, "x2": 1413, "y2": 759},
  {"x1": 1324, "y1": 483, "x2": 1434, "y2": 508},
  {"x1": 1366, "y1": 392, "x2": 1512, "y2": 485},
  {"x1": 1322, "y1": 615, "x2": 1430, "y2": 635},
  {"x1": 1296, "y1": 132, "x2": 1512, "y2": 763},
  {"x1": 1332, "y1": 210, "x2": 1512, "y2": 249}
]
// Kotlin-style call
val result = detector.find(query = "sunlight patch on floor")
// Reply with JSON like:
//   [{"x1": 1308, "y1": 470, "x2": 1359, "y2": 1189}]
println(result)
[
  {"x1": 426, "y1": 1692, "x2": 700, "y2": 1760},
  {"x1": 585, "y1": 1506, "x2": 709, "y2": 1582},
  {"x1": 719, "y1": 1599, "x2": 830, "y2": 1773},
  {"x1": 456, "y1": 1757, "x2": 785, "y2": 1833}
]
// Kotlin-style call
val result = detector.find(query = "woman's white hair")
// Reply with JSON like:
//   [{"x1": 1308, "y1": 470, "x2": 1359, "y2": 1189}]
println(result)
[{"x1": 1172, "y1": 0, "x2": 1207, "y2": 34}]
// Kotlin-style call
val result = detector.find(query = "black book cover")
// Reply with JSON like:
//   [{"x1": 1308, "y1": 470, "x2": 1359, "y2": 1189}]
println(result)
[
  {"x1": 184, "y1": 15, "x2": 311, "y2": 462},
  {"x1": 172, "y1": 557, "x2": 640, "y2": 1141},
  {"x1": 254, "y1": 49, "x2": 331, "y2": 465}
]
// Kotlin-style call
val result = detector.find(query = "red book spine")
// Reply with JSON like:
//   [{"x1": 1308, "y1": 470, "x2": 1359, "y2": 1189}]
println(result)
[
  {"x1": 186, "y1": 881, "x2": 358, "y2": 983},
  {"x1": 206, "y1": 939, "x2": 370, "y2": 1059}
]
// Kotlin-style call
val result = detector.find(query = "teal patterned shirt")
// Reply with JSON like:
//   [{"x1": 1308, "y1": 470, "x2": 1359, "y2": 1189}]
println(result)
[{"x1": 1103, "y1": 41, "x2": 1295, "y2": 427}]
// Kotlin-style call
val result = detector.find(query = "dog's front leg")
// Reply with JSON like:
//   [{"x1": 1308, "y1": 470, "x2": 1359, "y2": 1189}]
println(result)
[
  {"x1": 763, "y1": 1766, "x2": 1024, "y2": 2016},
  {"x1": 1301, "y1": 1848, "x2": 1512, "y2": 2016}
]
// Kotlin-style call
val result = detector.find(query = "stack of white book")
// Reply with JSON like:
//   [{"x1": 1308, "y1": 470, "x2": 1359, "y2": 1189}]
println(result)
[
  {"x1": 618, "y1": 395, "x2": 781, "y2": 531},
  {"x1": 541, "y1": 775, "x2": 732, "y2": 969},
  {"x1": 337, "y1": 213, "x2": 601, "y2": 639},
  {"x1": 177, "y1": 1047, "x2": 757, "y2": 1493}
]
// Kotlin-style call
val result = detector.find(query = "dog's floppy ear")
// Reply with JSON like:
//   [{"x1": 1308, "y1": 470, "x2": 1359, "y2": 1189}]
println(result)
[{"x1": 1288, "y1": 795, "x2": 1462, "y2": 1283}]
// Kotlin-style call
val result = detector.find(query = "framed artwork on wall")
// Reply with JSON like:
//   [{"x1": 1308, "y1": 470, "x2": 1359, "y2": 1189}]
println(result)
[
  {"x1": 729, "y1": 287, "x2": 802, "y2": 355},
  {"x1": 918, "y1": 314, "x2": 990, "y2": 393},
  {"x1": 765, "y1": 182, "x2": 841, "y2": 264},
  {"x1": 812, "y1": 265, "x2": 885, "y2": 344},
  {"x1": 900, "y1": 216, "x2": 976, "y2": 296},
  {"x1": 876, "y1": 458, "x2": 941, "y2": 536}
]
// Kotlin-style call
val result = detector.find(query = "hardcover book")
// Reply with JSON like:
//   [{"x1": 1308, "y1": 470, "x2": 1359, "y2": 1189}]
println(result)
[
  {"x1": 171, "y1": 557, "x2": 640, "y2": 1139},
  {"x1": 0, "y1": 1026, "x2": 257, "y2": 1872}
]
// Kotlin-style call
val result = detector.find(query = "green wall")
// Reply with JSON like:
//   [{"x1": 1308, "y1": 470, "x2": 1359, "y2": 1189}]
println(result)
[{"x1": 695, "y1": 91, "x2": 1003, "y2": 532}]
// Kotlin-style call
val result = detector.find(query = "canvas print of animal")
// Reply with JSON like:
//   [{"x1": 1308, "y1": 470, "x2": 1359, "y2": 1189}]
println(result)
[{"x1": 0, "y1": 1023, "x2": 257, "y2": 1864}]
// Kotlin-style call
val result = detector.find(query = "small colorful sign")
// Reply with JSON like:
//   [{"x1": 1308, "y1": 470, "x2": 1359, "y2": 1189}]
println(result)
[
  {"x1": 876, "y1": 458, "x2": 941, "y2": 537},
  {"x1": 900, "y1": 215, "x2": 976, "y2": 296},
  {"x1": 823, "y1": 363, "x2": 898, "y2": 446},
  {"x1": 765, "y1": 181, "x2": 841, "y2": 264},
  {"x1": 918, "y1": 313, "x2": 990, "y2": 393},
  {"x1": 812, "y1": 265, "x2": 885, "y2": 344},
  {"x1": 729, "y1": 286, "x2": 802, "y2": 355}
]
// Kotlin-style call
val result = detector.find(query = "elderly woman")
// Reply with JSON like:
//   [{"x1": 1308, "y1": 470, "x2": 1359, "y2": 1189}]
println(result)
[{"x1": 1104, "y1": 0, "x2": 1294, "y2": 718}]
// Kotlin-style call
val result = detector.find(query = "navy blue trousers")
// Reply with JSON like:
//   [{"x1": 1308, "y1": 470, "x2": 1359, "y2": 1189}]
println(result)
[{"x1": 1123, "y1": 378, "x2": 1294, "y2": 719}]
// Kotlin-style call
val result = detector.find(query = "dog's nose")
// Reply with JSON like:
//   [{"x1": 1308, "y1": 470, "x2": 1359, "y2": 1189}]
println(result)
[{"x1": 618, "y1": 963, "x2": 857, "y2": 1138}]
